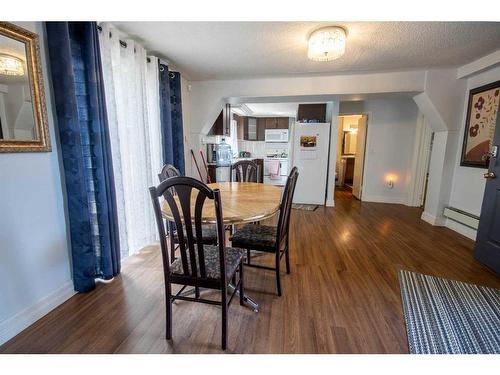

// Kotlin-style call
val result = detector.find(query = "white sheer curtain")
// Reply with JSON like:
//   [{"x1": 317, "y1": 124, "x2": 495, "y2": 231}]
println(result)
[{"x1": 99, "y1": 23, "x2": 162, "y2": 257}]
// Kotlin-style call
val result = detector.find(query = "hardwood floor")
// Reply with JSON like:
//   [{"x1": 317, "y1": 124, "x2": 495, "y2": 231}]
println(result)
[{"x1": 2, "y1": 189, "x2": 499, "y2": 353}]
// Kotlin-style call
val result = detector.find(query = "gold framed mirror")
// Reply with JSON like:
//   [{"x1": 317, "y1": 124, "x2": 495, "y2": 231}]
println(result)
[{"x1": 0, "y1": 22, "x2": 50, "y2": 152}]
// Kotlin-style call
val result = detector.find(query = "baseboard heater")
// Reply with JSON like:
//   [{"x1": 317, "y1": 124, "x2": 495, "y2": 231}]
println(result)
[{"x1": 443, "y1": 207, "x2": 479, "y2": 230}]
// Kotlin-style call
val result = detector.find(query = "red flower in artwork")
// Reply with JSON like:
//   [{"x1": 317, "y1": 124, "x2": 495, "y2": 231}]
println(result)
[
  {"x1": 476, "y1": 113, "x2": 481, "y2": 119},
  {"x1": 469, "y1": 124, "x2": 479, "y2": 137},
  {"x1": 474, "y1": 96, "x2": 485, "y2": 110}
]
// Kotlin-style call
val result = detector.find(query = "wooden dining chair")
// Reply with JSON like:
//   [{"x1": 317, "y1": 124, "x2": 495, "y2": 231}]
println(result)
[
  {"x1": 231, "y1": 160, "x2": 259, "y2": 182},
  {"x1": 158, "y1": 164, "x2": 217, "y2": 262},
  {"x1": 149, "y1": 176, "x2": 246, "y2": 350},
  {"x1": 158, "y1": 164, "x2": 181, "y2": 182},
  {"x1": 230, "y1": 167, "x2": 299, "y2": 296}
]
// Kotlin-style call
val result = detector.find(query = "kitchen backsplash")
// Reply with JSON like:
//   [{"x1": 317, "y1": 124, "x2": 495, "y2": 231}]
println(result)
[
  {"x1": 265, "y1": 143, "x2": 289, "y2": 157},
  {"x1": 237, "y1": 141, "x2": 266, "y2": 158}
]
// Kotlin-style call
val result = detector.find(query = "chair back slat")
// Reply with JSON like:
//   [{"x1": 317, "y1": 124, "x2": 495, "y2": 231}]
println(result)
[
  {"x1": 194, "y1": 192, "x2": 207, "y2": 278},
  {"x1": 231, "y1": 160, "x2": 258, "y2": 182},
  {"x1": 276, "y1": 167, "x2": 299, "y2": 249},
  {"x1": 164, "y1": 188, "x2": 191, "y2": 276},
  {"x1": 175, "y1": 185, "x2": 199, "y2": 278},
  {"x1": 150, "y1": 176, "x2": 225, "y2": 282}
]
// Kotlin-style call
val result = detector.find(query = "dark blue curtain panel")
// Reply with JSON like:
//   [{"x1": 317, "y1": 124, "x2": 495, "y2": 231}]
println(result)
[
  {"x1": 159, "y1": 63, "x2": 185, "y2": 174},
  {"x1": 46, "y1": 22, "x2": 121, "y2": 292}
]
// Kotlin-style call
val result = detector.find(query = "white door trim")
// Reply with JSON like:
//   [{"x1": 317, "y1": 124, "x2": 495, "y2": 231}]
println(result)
[
  {"x1": 352, "y1": 114, "x2": 368, "y2": 200},
  {"x1": 407, "y1": 114, "x2": 433, "y2": 207}
]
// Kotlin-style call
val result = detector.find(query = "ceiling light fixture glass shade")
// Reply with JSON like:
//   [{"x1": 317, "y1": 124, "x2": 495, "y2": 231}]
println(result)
[
  {"x1": 308, "y1": 27, "x2": 346, "y2": 62},
  {"x1": 0, "y1": 54, "x2": 25, "y2": 76}
]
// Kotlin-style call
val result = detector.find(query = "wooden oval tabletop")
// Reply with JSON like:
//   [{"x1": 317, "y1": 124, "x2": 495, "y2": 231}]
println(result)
[{"x1": 161, "y1": 182, "x2": 283, "y2": 225}]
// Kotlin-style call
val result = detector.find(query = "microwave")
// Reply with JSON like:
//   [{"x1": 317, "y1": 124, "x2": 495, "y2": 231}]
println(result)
[{"x1": 265, "y1": 129, "x2": 289, "y2": 143}]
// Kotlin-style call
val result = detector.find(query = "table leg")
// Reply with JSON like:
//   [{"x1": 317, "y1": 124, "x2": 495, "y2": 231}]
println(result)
[
  {"x1": 228, "y1": 283, "x2": 259, "y2": 312},
  {"x1": 174, "y1": 286, "x2": 258, "y2": 312}
]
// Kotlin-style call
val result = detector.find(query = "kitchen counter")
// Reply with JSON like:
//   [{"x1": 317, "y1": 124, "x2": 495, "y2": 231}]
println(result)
[
  {"x1": 207, "y1": 158, "x2": 264, "y2": 183},
  {"x1": 207, "y1": 157, "x2": 263, "y2": 166},
  {"x1": 232, "y1": 157, "x2": 263, "y2": 163}
]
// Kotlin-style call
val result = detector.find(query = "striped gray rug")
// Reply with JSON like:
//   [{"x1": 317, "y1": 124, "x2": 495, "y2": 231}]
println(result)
[{"x1": 398, "y1": 270, "x2": 500, "y2": 354}]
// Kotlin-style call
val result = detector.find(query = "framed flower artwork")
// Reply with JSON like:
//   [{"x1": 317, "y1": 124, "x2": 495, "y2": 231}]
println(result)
[{"x1": 460, "y1": 80, "x2": 500, "y2": 168}]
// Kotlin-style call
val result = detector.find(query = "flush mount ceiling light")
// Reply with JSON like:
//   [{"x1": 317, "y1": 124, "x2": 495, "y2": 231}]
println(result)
[
  {"x1": 0, "y1": 53, "x2": 25, "y2": 76},
  {"x1": 308, "y1": 26, "x2": 347, "y2": 62}
]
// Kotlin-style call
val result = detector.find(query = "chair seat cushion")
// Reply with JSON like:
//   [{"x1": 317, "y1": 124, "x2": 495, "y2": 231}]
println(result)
[
  {"x1": 172, "y1": 224, "x2": 218, "y2": 245},
  {"x1": 171, "y1": 245, "x2": 245, "y2": 280},
  {"x1": 230, "y1": 224, "x2": 277, "y2": 252}
]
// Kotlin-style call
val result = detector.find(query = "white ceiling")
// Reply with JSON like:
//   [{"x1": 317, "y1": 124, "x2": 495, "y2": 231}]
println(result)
[{"x1": 114, "y1": 22, "x2": 500, "y2": 81}]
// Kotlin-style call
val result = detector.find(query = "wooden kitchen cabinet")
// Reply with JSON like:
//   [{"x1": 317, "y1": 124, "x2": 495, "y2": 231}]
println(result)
[
  {"x1": 276, "y1": 117, "x2": 289, "y2": 129},
  {"x1": 207, "y1": 110, "x2": 224, "y2": 136},
  {"x1": 257, "y1": 118, "x2": 266, "y2": 141},
  {"x1": 297, "y1": 103, "x2": 326, "y2": 123},
  {"x1": 254, "y1": 158, "x2": 264, "y2": 183},
  {"x1": 242, "y1": 117, "x2": 248, "y2": 140},
  {"x1": 263, "y1": 117, "x2": 289, "y2": 130},
  {"x1": 237, "y1": 116, "x2": 290, "y2": 140},
  {"x1": 265, "y1": 117, "x2": 277, "y2": 129},
  {"x1": 234, "y1": 114, "x2": 245, "y2": 140},
  {"x1": 207, "y1": 104, "x2": 231, "y2": 136},
  {"x1": 207, "y1": 164, "x2": 217, "y2": 183},
  {"x1": 246, "y1": 117, "x2": 257, "y2": 140}
]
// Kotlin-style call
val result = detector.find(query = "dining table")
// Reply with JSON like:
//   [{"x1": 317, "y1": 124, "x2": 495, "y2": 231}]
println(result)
[
  {"x1": 161, "y1": 182, "x2": 283, "y2": 225},
  {"x1": 161, "y1": 181, "x2": 283, "y2": 312}
]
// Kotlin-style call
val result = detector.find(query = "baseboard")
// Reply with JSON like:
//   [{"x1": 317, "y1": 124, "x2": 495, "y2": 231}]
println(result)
[
  {"x1": 420, "y1": 211, "x2": 447, "y2": 226},
  {"x1": 326, "y1": 198, "x2": 335, "y2": 207},
  {"x1": 361, "y1": 195, "x2": 407, "y2": 205},
  {"x1": 0, "y1": 280, "x2": 75, "y2": 346},
  {"x1": 445, "y1": 218, "x2": 477, "y2": 241}
]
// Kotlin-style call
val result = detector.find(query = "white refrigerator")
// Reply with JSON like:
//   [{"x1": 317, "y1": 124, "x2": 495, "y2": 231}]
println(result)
[{"x1": 291, "y1": 122, "x2": 331, "y2": 205}]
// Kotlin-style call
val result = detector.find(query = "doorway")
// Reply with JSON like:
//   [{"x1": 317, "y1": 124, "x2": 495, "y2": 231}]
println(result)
[{"x1": 335, "y1": 114, "x2": 368, "y2": 200}]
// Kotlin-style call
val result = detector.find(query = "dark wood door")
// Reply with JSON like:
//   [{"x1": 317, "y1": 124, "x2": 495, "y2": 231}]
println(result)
[
  {"x1": 475, "y1": 111, "x2": 500, "y2": 275},
  {"x1": 243, "y1": 117, "x2": 249, "y2": 140},
  {"x1": 344, "y1": 158, "x2": 355, "y2": 184},
  {"x1": 276, "y1": 117, "x2": 289, "y2": 129},
  {"x1": 252, "y1": 158, "x2": 264, "y2": 183},
  {"x1": 257, "y1": 118, "x2": 266, "y2": 141},
  {"x1": 235, "y1": 114, "x2": 245, "y2": 140},
  {"x1": 297, "y1": 103, "x2": 326, "y2": 123},
  {"x1": 265, "y1": 117, "x2": 277, "y2": 129}
]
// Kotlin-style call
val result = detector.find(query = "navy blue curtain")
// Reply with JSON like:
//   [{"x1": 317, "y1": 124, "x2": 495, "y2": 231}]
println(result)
[
  {"x1": 159, "y1": 63, "x2": 185, "y2": 174},
  {"x1": 46, "y1": 22, "x2": 120, "y2": 292}
]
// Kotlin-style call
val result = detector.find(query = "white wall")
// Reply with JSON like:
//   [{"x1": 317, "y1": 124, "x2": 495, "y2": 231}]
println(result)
[
  {"x1": 0, "y1": 22, "x2": 73, "y2": 345},
  {"x1": 358, "y1": 98, "x2": 420, "y2": 204},
  {"x1": 446, "y1": 64, "x2": 500, "y2": 238},
  {"x1": 184, "y1": 71, "x2": 427, "y2": 205},
  {"x1": 184, "y1": 70, "x2": 426, "y2": 177},
  {"x1": 188, "y1": 70, "x2": 425, "y2": 135},
  {"x1": 422, "y1": 130, "x2": 460, "y2": 226},
  {"x1": 415, "y1": 69, "x2": 470, "y2": 232}
]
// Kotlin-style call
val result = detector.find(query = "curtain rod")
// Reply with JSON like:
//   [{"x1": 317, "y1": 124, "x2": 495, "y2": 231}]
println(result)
[
  {"x1": 96, "y1": 25, "x2": 127, "y2": 48},
  {"x1": 96, "y1": 24, "x2": 176, "y2": 74}
]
